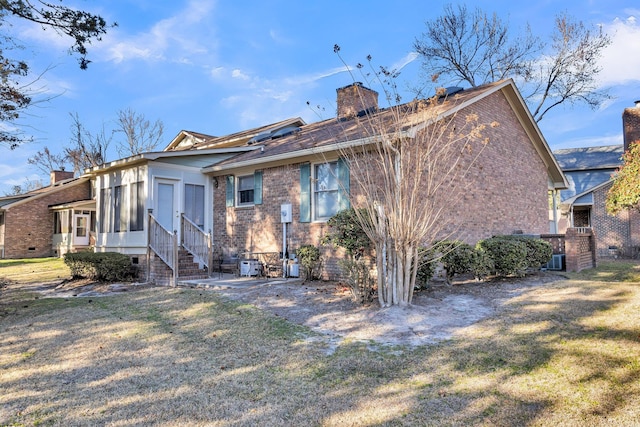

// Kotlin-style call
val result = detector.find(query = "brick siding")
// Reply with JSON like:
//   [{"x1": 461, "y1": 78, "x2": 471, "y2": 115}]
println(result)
[
  {"x1": 213, "y1": 90, "x2": 552, "y2": 280},
  {"x1": 2, "y1": 181, "x2": 92, "y2": 259},
  {"x1": 591, "y1": 181, "x2": 640, "y2": 257}
]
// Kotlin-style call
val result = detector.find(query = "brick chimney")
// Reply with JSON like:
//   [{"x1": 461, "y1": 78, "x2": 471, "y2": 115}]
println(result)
[
  {"x1": 50, "y1": 170, "x2": 74, "y2": 186},
  {"x1": 336, "y1": 82, "x2": 378, "y2": 120},
  {"x1": 622, "y1": 100, "x2": 640, "y2": 152}
]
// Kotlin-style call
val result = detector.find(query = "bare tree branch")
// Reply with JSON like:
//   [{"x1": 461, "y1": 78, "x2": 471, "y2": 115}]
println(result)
[{"x1": 414, "y1": 5, "x2": 611, "y2": 122}]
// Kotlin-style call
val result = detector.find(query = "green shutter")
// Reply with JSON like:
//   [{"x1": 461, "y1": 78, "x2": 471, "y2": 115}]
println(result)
[
  {"x1": 225, "y1": 176, "x2": 234, "y2": 207},
  {"x1": 337, "y1": 157, "x2": 350, "y2": 211},
  {"x1": 300, "y1": 163, "x2": 311, "y2": 223},
  {"x1": 254, "y1": 170, "x2": 263, "y2": 205}
]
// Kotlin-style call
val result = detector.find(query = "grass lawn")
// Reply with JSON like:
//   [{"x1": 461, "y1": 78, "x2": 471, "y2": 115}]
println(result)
[{"x1": 1, "y1": 258, "x2": 639, "y2": 426}]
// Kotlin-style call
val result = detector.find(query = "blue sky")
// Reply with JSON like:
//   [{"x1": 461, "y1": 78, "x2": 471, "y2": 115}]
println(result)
[{"x1": 1, "y1": 0, "x2": 639, "y2": 195}]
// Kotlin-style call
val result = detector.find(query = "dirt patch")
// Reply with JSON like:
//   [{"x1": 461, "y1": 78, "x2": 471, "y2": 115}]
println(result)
[
  {"x1": 29, "y1": 272, "x2": 565, "y2": 348},
  {"x1": 205, "y1": 272, "x2": 565, "y2": 348}
]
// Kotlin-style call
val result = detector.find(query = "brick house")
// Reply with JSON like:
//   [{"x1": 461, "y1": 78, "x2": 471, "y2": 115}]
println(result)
[
  {"x1": 552, "y1": 101, "x2": 640, "y2": 258},
  {"x1": 0, "y1": 171, "x2": 94, "y2": 259},
  {"x1": 85, "y1": 79, "x2": 566, "y2": 283},
  {"x1": 198, "y1": 80, "x2": 567, "y2": 280}
]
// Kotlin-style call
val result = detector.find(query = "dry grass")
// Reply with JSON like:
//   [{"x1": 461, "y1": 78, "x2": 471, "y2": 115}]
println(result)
[{"x1": 1, "y1": 260, "x2": 639, "y2": 426}]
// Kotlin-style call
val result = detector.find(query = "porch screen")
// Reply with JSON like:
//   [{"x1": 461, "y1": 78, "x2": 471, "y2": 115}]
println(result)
[
  {"x1": 185, "y1": 184, "x2": 205, "y2": 229},
  {"x1": 130, "y1": 181, "x2": 145, "y2": 231}
]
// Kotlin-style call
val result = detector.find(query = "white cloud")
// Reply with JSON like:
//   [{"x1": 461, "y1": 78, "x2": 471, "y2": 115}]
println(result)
[
  {"x1": 390, "y1": 52, "x2": 419, "y2": 72},
  {"x1": 231, "y1": 69, "x2": 251, "y2": 80},
  {"x1": 598, "y1": 15, "x2": 640, "y2": 86},
  {"x1": 103, "y1": 1, "x2": 218, "y2": 64}
]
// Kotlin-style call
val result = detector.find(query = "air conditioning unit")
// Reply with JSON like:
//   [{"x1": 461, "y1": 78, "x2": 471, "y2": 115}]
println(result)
[{"x1": 240, "y1": 260, "x2": 261, "y2": 276}]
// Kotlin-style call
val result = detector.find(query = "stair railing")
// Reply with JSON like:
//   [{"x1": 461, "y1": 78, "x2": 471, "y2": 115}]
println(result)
[
  {"x1": 147, "y1": 210, "x2": 179, "y2": 286},
  {"x1": 181, "y1": 213, "x2": 212, "y2": 277}
]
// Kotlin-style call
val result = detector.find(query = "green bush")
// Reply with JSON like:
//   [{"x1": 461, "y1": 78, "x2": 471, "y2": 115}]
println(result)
[
  {"x1": 296, "y1": 245, "x2": 322, "y2": 281},
  {"x1": 64, "y1": 252, "x2": 133, "y2": 281},
  {"x1": 478, "y1": 237, "x2": 528, "y2": 277},
  {"x1": 321, "y1": 208, "x2": 372, "y2": 257},
  {"x1": 436, "y1": 240, "x2": 477, "y2": 283},
  {"x1": 471, "y1": 245, "x2": 494, "y2": 281},
  {"x1": 493, "y1": 235, "x2": 553, "y2": 268},
  {"x1": 415, "y1": 246, "x2": 437, "y2": 289}
]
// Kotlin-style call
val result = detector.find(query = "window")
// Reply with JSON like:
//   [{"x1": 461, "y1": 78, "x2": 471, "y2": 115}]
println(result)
[
  {"x1": 237, "y1": 175, "x2": 255, "y2": 206},
  {"x1": 300, "y1": 159, "x2": 349, "y2": 223},
  {"x1": 314, "y1": 162, "x2": 340, "y2": 220},
  {"x1": 53, "y1": 211, "x2": 62, "y2": 234},
  {"x1": 99, "y1": 187, "x2": 112, "y2": 233},
  {"x1": 114, "y1": 185, "x2": 125, "y2": 232},
  {"x1": 130, "y1": 181, "x2": 145, "y2": 232},
  {"x1": 226, "y1": 172, "x2": 262, "y2": 207},
  {"x1": 185, "y1": 183, "x2": 205, "y2": 229},
  {"x1": 54, "y1": 211, "x2": 71, "y2": 234}
]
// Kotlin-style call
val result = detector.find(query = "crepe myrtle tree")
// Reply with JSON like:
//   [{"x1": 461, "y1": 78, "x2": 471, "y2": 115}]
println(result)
[{"x1": 332, "y1": 46, "x2": 496, "y2": 307}]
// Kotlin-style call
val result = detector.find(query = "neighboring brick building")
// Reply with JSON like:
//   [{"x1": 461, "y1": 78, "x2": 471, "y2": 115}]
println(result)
[
  {"x1": 553, "y1": 101, "x2": 640, "y2": 258},
  {"x1": 0, "y1": 172, "x2": 93, "y2": 259}
]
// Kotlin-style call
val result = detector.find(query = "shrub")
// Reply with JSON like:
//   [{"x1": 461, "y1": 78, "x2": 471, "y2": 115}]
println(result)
[
  {"x1": 493, "y1": 235, "x2": 553, "y2": 268},
  {"x1": 415, "y1": 246, "x2": 437, "y2": 289},
  {"x1": 478, "y1": 237, "x2": 528, "y2": 277},
  {"x1": 471, "y1": 245, "x2": 494, "y2": 281},
  {"x1": 338, "y1": 258, "x2": 374, "y2": 304},
  {"x1": 321, "y1": 208, "x2": 372, "y2": 257},
  {"x1": 436, "y1": 240, "x2": 477, "y2": 283},
  {"x1": 64, "y1": 252, "x2": 133, "y2": 281},
  {"x1": 296, "y1": 245, "x2": 322, "y2": 281}
]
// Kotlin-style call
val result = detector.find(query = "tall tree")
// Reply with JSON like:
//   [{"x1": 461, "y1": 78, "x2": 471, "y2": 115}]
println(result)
[
  {"x1": 65, "y1": 112, "x2": 111, "y2": 174},
  {"x1": 27, "y1": 146, "x2": 68, "y2": 174},
  {"x1": 606, "y1": 141, "x2": 640, "y2": 215},
  {"x1": 414, "y1": 5, "x2": 611, "y2": 122},
  {"x1": 0, "y1": 1, "x2": 112, "y2": 148},
  {"x1": 114, "y1": 108, "x2": 164, "y2": 157}
]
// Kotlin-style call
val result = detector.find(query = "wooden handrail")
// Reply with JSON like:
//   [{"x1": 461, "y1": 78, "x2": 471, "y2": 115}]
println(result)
[
  {"x1": 148, "y1": 212, "x2": 178, "y2": 286},
  {"x1": 181, "y1": 213, "x2": 212, "y2": 276}
]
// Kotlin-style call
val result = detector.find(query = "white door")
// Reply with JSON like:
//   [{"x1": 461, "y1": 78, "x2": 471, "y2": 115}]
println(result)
[
  {"x1": 156, "y1": 179, "x2": 179, "y2": 234},
  {"x1": 73, "y1": 214, "x2": 90, "y2": 246}
]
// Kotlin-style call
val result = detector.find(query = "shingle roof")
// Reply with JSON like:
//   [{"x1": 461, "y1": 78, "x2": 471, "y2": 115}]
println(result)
[
  {"x1": 553, "y1": 145, "x2": 623, "y2": 171},
  {"x1": 204, "y1": 81, "x2": 514, "y2": 170}
]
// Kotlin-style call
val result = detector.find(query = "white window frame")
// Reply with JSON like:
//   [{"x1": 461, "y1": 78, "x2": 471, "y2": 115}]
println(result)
[
  {"x1": 236, "y1": 174, "x2": 255, "y2": 207},
  {"x1": 312, "y1": 160, "x2": 340, "y2": 221}
]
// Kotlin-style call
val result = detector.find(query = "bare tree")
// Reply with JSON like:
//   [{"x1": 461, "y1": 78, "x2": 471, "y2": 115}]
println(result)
[
  {"x1": 0, "y1": 1, "x2": 113, "y2": 148},
  {"x1": 333, "y1": 49, "x2": 494, "y2": 306},
  {"x1": 27, "y1": 146, "x2": 68, "y2": 174},
  {"x1": 414, "y1": 5, "x2": 610, "y2": 122},
  {"x1": 65, "y1": 112, "x2": 111, "y2": 174},
  {"x1": 6, "y1": 176, "x2": 43, "y2": 195},
  {"x1": 114, "y1": 108, "x2": 164, "y2": 157}
]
